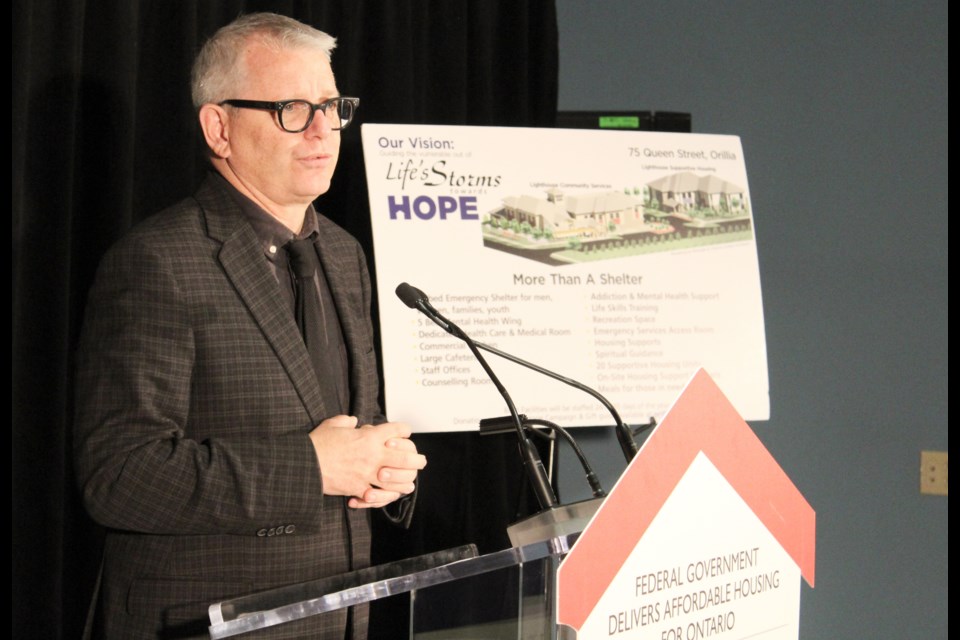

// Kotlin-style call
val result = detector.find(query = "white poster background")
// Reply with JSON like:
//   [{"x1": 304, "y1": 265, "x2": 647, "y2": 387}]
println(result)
[{"x1": 361, "y1": 124, "x2": 768, "y2": 432}]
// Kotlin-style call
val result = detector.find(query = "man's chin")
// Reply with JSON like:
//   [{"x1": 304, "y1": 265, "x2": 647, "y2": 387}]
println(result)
[{"x1": 301, "y1": 178, "x2": 333, "y2": 201}]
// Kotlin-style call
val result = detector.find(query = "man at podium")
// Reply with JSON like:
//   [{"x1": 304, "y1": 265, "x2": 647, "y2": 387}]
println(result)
[{"x1": 73, "y1": 12, "x2": 426, "y2": 639}]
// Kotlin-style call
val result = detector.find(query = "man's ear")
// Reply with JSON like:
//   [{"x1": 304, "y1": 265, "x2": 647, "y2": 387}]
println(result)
[{"x1": 198, "y1": 104, "x2": 231, "y2": 158}]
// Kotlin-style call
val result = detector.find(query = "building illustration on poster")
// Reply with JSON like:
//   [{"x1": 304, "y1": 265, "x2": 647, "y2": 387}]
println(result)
[{"x1": 483, "y1": 172, "x2": 752, "y2": 266}]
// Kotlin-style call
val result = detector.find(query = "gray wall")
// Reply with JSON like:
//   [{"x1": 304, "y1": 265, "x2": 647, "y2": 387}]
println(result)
[{"x1": 553, "y1": 2, "x2": 947, "y2": 638}]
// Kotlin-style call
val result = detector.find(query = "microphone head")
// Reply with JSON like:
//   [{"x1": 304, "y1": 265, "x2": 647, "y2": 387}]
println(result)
[{"x1": 395, "y1": 282, "x2": 426, "y2": 309}]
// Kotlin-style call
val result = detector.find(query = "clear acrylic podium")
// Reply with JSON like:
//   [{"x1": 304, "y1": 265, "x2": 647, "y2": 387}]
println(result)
[{"x1": 207, "y1": 531, "x2": 581, "y2": 639}]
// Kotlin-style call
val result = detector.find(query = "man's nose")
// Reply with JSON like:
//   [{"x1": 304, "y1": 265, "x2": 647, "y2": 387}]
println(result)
[{"x1": 305, "y1": 107, "x2": 334, "y2": 138}]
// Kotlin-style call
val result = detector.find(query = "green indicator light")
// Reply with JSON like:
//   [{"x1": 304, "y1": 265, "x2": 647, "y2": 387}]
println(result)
[{"x1": 599, "y1": 116, "x2": 640, "y2": 129}]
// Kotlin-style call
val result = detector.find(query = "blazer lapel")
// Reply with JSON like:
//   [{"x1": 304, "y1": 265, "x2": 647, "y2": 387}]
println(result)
[{"x1": 195, "y1": 176, "x2": 329, "y2": 425}]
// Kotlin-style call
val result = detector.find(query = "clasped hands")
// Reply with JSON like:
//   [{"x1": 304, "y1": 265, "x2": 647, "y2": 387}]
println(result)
[{"x1": 309, "y1": 415, "x2": 426, "y2": 509}]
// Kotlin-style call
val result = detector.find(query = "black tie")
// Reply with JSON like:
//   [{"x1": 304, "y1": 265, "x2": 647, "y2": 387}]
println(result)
[{"x1": 285, "y1": 237, "x2": 345, "y2": 414}]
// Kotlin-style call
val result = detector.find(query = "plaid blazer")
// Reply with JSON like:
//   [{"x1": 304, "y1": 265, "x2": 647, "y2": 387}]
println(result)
[{"x1": 74, "y1": 175, "x2": 384, "y2": 639}]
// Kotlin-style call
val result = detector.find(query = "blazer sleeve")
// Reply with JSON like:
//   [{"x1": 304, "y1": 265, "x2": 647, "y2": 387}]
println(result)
[{"x1": 73, "y1": 233, "x2": 328, "y2": 536}]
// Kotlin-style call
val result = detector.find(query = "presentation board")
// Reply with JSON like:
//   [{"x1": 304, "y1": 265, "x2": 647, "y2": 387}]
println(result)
[{"x1": 361, "y1": 124, "x2": 768, "y2": 432}]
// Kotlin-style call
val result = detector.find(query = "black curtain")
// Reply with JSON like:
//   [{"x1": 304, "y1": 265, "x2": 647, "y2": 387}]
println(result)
[{"x1": 13, "y1": 1, "x2": 558, "y2": 637}]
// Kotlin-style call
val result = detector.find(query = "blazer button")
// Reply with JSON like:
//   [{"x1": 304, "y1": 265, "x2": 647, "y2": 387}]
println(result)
[
  {"x1": 284, "y1": 525, "x2": 296, "y2": 534},
  {"x1": 256, "y1": 528, "x2": 267, "y2": 537}
]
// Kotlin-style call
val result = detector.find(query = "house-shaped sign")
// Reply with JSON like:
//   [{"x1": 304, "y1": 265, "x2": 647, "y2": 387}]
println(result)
[{"x1": 557, "y1": 369, "x2": 815, "y2": 639}]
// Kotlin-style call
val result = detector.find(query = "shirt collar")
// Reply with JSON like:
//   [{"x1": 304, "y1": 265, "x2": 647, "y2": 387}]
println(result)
[{"x1": 212, "y1": 171, "x2": 320, "y2": 262}]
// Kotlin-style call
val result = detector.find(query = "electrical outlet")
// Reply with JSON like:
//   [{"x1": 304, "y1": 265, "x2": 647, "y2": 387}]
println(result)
[{"x1": 920, "y1": 450, "x2": 948, "y2": 496}]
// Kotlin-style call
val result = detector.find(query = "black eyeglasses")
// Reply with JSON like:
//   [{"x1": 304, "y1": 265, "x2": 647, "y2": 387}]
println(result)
[{"x1": 219, "y1": 97, "x2": 360, "y2": 133}]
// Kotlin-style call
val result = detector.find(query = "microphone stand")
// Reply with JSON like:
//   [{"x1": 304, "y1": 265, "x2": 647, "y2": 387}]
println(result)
[
  {"x1": 398, "y1": 285, "x2": 557, "y2": 512},
  {"x1": 450, "y1": 322, "x2": 559, "y2": 511},
  {"x1": 397, "y1": 281, "x2": 641, "y2": 462},
  {"x1": 469, "y1": 339, "x2": 640, "y2": 462},
  {"x1": 398, "y1": 283, "x2": 617, "y2": 546},
  {"x1": 480, "y1": 415, "x2": 606, "y2": 499}
]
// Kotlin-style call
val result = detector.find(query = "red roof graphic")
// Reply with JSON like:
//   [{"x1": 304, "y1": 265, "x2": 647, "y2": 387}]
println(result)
[{"x1": 557, "y1": 368, "x2": 815, "y2": 630}]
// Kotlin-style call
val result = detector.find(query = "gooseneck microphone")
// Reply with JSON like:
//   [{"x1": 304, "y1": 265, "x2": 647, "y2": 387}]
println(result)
[
  {"x1": 396, "y1": 282, "x2": 640, "y2": 462},
  {"x1": 396, "y1": 283, "x2": 558, "y2": 511}
]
